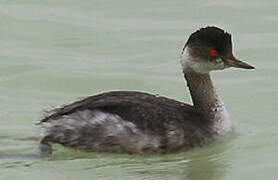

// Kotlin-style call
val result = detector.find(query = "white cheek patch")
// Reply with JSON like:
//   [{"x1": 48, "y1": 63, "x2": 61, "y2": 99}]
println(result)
[
  {"x1": 180, "y1": 47, "x2": 226, "y2": 73},
  {"x1": 180, "y1": 47, "x2": 210, "y2": 74},
  {"x1": 180, "y1": 47, "x2": 192, "y2": 71}
]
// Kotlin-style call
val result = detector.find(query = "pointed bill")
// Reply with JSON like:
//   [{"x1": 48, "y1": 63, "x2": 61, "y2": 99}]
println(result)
[{"x1": 224, "y1": 55, "x2": 255, "y2": 69}]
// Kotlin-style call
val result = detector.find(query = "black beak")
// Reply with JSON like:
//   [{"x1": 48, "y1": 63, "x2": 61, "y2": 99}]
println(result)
[{"x1": 223, "y1": 55, "x2": 255, "y2": 69}]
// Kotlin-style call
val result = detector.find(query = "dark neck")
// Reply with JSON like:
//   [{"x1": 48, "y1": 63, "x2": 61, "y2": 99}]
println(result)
[{"x1": 184, "y1": 71, "x2": 223, "y2": 116}]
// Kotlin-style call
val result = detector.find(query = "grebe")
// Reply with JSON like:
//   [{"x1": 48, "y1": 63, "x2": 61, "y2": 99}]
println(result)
[{"x1": 39, "y1": 26, "x2": 254, "y2": 156}]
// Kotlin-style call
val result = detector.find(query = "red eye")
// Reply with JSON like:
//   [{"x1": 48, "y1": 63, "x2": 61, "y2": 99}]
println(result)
[{"x1": 210, "y1": 49, "x2": 218, "y2": 57}]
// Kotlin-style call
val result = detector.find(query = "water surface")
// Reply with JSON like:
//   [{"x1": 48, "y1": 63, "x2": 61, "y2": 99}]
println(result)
[{"x1": 0, "y1": 0, "x2": 277, "y2": 179}]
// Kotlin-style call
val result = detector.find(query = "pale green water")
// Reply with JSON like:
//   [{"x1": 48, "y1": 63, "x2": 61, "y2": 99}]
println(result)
[{"x1": 0, "y1": 0, "x2": 277, "y2": 179}]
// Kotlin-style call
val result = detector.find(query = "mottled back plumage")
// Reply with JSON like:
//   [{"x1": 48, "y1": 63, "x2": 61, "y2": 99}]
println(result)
[{"x1": 40, "y1": 91, "x2": 215, "y2": 155}]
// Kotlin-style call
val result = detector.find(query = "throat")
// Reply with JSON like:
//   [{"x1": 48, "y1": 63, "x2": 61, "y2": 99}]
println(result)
[{"x1": 184, "y1": 72, "x2": 226, "y2": 118}]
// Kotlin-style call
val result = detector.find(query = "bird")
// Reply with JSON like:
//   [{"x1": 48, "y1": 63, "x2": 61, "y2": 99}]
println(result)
[{"x1": 38, "y1": 26, "x2": 255, "y2": 157}]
